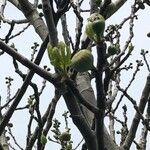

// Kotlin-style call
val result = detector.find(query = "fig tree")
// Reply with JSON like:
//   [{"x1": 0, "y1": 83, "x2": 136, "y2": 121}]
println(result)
[
  {"x1": 70, "y1": 49, "x2": 93, "y2": 72},
  {"x1": 47, "y1": 42, "x2": 71, "y2": 74},
  {"x1": 86, "y1": 13, "x2": 105, "y2": 42},
  {"x1": 59, "y1": 132, "x2": 71, "y2": 141},
  {"x1": 40, "y1": 134, "x2": 47, "y2": 145},
  {"x1": 108, "y1": 44, "x2": 119, "y2": 55}
]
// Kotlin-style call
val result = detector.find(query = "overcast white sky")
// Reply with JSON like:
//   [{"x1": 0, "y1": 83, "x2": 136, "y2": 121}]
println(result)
[{"x1": 0, "y1": 0, "x2": 150, "y2": 149}]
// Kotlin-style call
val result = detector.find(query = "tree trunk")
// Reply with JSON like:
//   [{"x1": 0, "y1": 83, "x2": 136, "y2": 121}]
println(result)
[{"x1": 76, "y1": 72, "x2": 120, "y2": 150}]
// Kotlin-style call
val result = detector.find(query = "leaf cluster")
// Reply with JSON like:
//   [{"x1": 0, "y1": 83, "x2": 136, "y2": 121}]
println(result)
[{"x1": 47, "y1": 42, "x2": 71, "y2": 74}]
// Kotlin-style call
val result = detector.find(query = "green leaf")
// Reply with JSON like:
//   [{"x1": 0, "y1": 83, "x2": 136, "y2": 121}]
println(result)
[
  {"x1": 47, "y1": 41, "x2": 72, "y2": 73},
  {"x1": 65, "y1": 46, "x2": 71, "y2": 65},
  {"x1": 51, "y1": 47, "x2": 62, "y2": 69},
  {"x1": 59, "y1": 41, "x2": 66, "y2": 59},
  {"x1": 58, "y1": 42, "x2": 66, "y2": 69},
  {"x1": 47, "y1": 43, "x2": 53, "y2": 60}
]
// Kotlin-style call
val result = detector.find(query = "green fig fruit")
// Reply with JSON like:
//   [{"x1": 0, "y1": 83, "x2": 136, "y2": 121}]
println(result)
[
  {"x1": 95, "y1": 0, "x2": 102, "y2": 6},
  {"x1": 66, "y1": 143, "x2": 72, "y2": 150},
  {"x1": 86, "y1": 13, "x2": 105, "y2": 42},
  {"x1": 70, "y1": 49, "x2": 93, "y2": 72},
  {"x1": 85, "y1": 21, "x2": 96, "y2": 41},
  {"x1": 59, "y1": 132, "x2": 71, "y2": 141},
  {"x1": 108, "y1": 45, "x2": 119, "y2": 55},
  {"x1": 40, "y1": 134, "x2": 47, "y2": 145},
  {"x1": 92, "y1": 19, "x2": 105, "y2": 39}
]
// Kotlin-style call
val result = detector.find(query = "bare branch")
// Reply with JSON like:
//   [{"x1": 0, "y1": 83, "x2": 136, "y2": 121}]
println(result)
[
  {"x1": 71, "y1": 1, "x2": 83, "y2": 51},
  {"x1": 41, "y1": 90, "x2": 61, "y2": 149},
  {"x1": 113, "y1": 60, "x2": 143, "y2": 113},
  {"x1": 8, "y1": 23, "x2": 30, "y2": 41},
  {"x1": 65, "y1": 79, "x2": 99, "y2": 115},
  {"x1": 18, "y1": 0, "x2": 48, "y2": 40},
  {"x1": 8, "y1": 0, "x2": 20, "y2": 10},
  {"x1": 5, "y1": 21, "x2": 15, "y2": 43},
  {"x1": 61, "y1": 14, "x2": 71, "y2": 47},
  {"x1": 31, "y1": 84, "x2": 43, "y2": 149},
  {"x1": 0, "y1": 40, "x2": 57, "y2": 84},
  {"x1": 25, "y1": 93, "x2": 60, "y2": 150},
  {"x1": 141, "y1": 50, "x2": 150, "y2": 72},
  {"x1": 0, "y1": 0, "x2": 6, "y2": 16},
  {"x1": 117, "y1": 85, "x2": 149, "y2": 128},
  {"x1": 63, "y1": 89, "x2": 97, "y2": 150},
  {"x1": 94, "y1": 42, "x2": 107, "y2": 150},
  {"x1": 138, "y1": 98, "x2": 150, "y2": 149},
  {"x1": 42, "y1": 0, "x2": 58, "y2": 46},
  {"x1": 102, "y1": 0, "x2": 127, "y2": 19},
  {"x1": 0, "y1": 15, "x2": 28, "y2": 24},
  {"x1": 0, "y1": 36, "x2": 50, "y2": 137},
  {"x1": 8, "y1": 126, "x2": 24, "y2": 150},
  {"x1": 122, "y1": 74, "x2": 150, "y2": 149}
]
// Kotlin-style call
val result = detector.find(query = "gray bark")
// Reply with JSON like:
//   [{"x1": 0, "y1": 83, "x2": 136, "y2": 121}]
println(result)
[
  {"x1": 122, "y1": 74, "x2": 150, "y2": 150},
  {"x1": 0, "y1": 113, "x2": 9, "y2": 150},
  {"x1": 76, "y1": 72, "x2": 120, "y2": 150},
  {"x1": 8, "y1": 1, "x2": 129, "y2": 149}
]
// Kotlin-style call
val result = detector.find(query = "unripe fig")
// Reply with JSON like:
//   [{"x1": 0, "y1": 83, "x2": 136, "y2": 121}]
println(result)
[
  {"x1": 108, "y1": 45, "x2": 119, "y2": 55},
  {"x1": 70, "y1": 49, "x2": 93, "y2": 72},
  {"x1": 86, "y1": 13, "x2": 105, "y2": 42},
  {"x1": 92, "y1": 17, "x2": 105, "y2": 37},
  {"x1": 66, "y1": 143, "x2": 72, "y2": 150},
  {"x1": 59, "y1": 132, "x2": 71, "y2": 141},
  {"x1": 40, "y1": 134, "x2": 47, "y2": 145},
  {"x1": 85, "y1": 22, "x2": 95, "y2": 41},
  {"x1": 95, "y1": 0, "x2": 102, "y2": 6}
]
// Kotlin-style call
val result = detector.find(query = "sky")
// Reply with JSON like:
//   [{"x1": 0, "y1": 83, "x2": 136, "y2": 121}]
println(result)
[{"x1": 0, "y1": 0, "x2": 150, "y2": 149}]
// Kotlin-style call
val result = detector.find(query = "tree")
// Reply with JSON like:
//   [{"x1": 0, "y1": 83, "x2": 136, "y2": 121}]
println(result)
[{"x1": 0, "y1": 0, "x2": 150, "y2": 149}]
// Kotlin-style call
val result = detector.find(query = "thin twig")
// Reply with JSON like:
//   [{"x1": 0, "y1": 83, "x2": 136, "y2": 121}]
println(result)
[
  {"x1": 113, "y1": 60, "x2": 143, "y2": 113},
  {"x1": 0, "y1": 35, "x2": 50, "y2": 136},
  {"x1": 117, "y1": 85, "x2": 149, "y2": 128},
  {"x1": 9, "y1": 23, "x2": 30, "y2": 41},
  {"x1": 71, "y1": 1, "x2": 83, "y2": 51},
  {"x1": 8, "y1": 127, "x2": 24, "y2": 150},
  {"x1": 121, "y1": 74, "x2": 150, "y2": 149},
  {"x1": 73, "y1": 138, "x2": 84, "y2": 150}
]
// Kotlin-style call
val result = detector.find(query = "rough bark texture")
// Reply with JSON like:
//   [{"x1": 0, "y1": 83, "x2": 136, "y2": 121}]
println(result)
[
  {"x1": 0, "y1": 113, "x2": 9, "y2": 150},
  {"x1": 18, "y1": 0, "x2": 48, "y2": 40}
]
